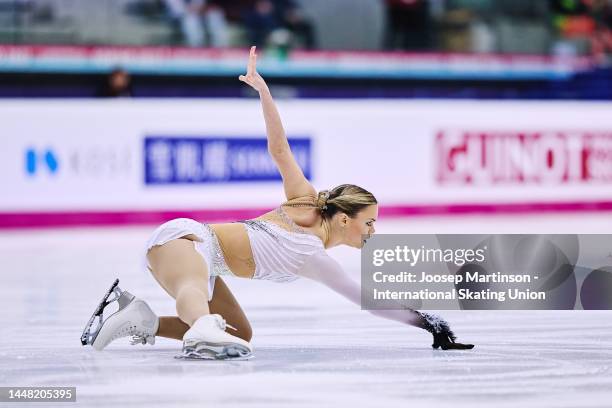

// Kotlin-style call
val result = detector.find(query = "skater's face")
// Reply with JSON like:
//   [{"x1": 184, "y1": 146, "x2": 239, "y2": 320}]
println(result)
[{"x1": 337, "y1": 204, "x2": 378, "y2": 248}]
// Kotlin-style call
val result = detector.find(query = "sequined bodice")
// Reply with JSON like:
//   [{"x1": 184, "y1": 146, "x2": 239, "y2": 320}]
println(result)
[{"x1": 236, "y1": 207, "x2": 325, "y2": 283}]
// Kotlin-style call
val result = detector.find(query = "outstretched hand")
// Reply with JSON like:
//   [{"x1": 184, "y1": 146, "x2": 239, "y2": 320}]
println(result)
[
  {"x1": 432, "y1": 332, "x2": 475, "y2": 350},
  {"x1": 239, "y1": 46, "x2": 269, "y2": 94},
  {"x1": 415, "y1": 311, "x2": 474, "y2": 351}
]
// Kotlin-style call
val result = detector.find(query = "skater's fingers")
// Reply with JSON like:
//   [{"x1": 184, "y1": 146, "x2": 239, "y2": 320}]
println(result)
[
  {"x1": 249, "y1": 56, "x2": 257, "y2": 75},
  {"x1": 446, "y1": 342, "x2": 474, "y2": 350},
  {"x1": 247, "y1": 47, "x2": 257, "y2": 75}
]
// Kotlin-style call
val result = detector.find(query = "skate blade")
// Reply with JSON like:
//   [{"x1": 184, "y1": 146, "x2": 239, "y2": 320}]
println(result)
[
  {"x1": 174, "y1": 353, "x2": 253, "y2": 361},
  {"x1": 175, "y1": 342, "x2": 253, "y2": 361},
  {"x1": 80, "y1": 279, "x2": 123, "y2": 346}
]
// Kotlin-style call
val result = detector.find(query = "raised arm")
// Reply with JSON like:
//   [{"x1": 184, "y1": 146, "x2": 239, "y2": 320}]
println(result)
[
  {"x1": 239, "y1": 46, "x2": 316, "y2": 200},
  {"x1": 296, "y1": 251, "x2": 474, "y2": 350}
]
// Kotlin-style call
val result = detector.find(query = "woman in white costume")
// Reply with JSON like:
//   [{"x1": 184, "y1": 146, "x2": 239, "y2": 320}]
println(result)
[{"x1": 80, "y1": 47, "x2": 473, "y2": 359}]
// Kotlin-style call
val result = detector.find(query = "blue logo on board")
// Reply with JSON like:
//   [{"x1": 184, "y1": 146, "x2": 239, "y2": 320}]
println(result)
[
  {"x1": 144, "y1": 136, "x2": 312, "y2": 184},
  {"x1": 25, "y1": 148, "x2": 59, "y2": 176}
]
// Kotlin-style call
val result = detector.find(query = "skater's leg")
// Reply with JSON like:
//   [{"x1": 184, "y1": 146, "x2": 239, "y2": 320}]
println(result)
[
  {"x1": 157, "y1": 317, "x2": 190, "y2": 341},
  {"x1": 147, "y1": 238, "x2": 210, "y2": 326},
  {"x1": 209, "y1": 277, "x2": 252, "y2": 341},
  {"x1": 156, "y1": 277, "x2": 252, "y2": 342}
]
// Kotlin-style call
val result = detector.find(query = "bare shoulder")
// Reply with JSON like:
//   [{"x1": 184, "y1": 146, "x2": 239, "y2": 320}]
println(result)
[{"x1": 281, "y1": 205, "x2": 321, "y2": 229}]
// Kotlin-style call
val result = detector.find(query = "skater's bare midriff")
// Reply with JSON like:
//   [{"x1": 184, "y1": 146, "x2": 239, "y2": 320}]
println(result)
[
  {"x1": 207, "y1": 223, "x2": 256, "y2": 278},
  {"x1": 209, "y1": 207, "x2": 325, "y2": 278}
]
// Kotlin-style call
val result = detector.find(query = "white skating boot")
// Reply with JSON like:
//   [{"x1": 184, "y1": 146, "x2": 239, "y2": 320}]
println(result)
[
  {"x1": 178, "y1": 314, "x2": 253, "y2": 360},
  {"x1": 81, "y1": 279, "x2": 159, "y2": 351}
]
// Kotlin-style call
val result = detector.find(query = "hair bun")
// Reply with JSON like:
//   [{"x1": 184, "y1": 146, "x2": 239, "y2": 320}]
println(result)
[{"x1": 316, "y1": 190, "x2": 330, "y2": 212}]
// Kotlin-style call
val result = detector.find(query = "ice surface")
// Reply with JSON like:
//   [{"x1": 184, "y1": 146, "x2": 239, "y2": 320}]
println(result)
[{"x1": 1, "y1": 213, "x2": 611, "y2": 407}]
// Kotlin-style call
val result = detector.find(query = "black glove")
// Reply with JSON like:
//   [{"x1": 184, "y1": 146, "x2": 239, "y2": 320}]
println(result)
[{"x1": 416, "y1": 311, "x2": 474, "y2": 350}]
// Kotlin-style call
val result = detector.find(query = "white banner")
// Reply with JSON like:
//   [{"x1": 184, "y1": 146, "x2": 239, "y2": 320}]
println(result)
[{"x1": 1, "y1": 99, "x2": 611, "y2": 213}]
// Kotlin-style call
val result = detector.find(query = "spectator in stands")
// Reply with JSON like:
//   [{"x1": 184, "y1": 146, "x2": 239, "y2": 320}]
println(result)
[
  {"x1": 97, "y1": 68, "x2": 133, "y2": 98},
  {"x1": 163, "y1": 0, "x2": 229, "y2": 47},
  {"x1": 550, "y1": 0, "x2": 593, "y2": 37},
  {"x1": 242, "y1": 0, "x2": 316, "y2": 49},
  {"x1": 384, "y1": 0, "x2": 432, "y2": 51},
  {"x1": 588, "y1": 0, "x2": 612, "y2": 60},
  {"x1": 275, "y1": 0, "x2": 316, "y2": 49},
  {"x1": 243, "y1": 0, "x2": 277, "y2": 47},
  {"x1": 550, "y1": 0, "x2": 600, "y2": 55}
]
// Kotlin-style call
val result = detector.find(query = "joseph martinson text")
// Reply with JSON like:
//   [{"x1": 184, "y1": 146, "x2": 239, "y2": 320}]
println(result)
[{"x1": 371, "y1": 271, "x2": 547, "y2": 302}]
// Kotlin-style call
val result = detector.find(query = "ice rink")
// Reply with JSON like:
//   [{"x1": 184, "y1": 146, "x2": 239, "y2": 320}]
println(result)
[{"x1": 1, "y1": 213, "x2": 612, "y2": 408}]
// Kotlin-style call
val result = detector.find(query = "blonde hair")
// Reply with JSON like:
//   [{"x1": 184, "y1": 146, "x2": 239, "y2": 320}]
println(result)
[{"x1": 282, "y1": 184, "x2": 377, "y2": 219}]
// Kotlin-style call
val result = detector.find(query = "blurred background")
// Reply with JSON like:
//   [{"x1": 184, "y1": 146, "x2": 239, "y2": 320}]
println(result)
[
  {"x1": 0, "y1": 0, "x2": 610, "y2": 98},
  {"x1": 0, "y1": 0, "x2": 611, "y2": 227}
]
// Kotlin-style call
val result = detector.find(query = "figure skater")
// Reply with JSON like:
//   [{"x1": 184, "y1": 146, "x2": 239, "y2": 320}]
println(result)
[{"x1": 81, "y1": 46, "x2": 474, "y2": 360}]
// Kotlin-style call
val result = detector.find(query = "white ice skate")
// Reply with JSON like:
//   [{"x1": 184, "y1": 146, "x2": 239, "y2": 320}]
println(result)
[
  {"x1": 176, "y1": 314, "x2": 253, "y2": 360},
  {"x1": 80, "y1": 279, "x2": 159, "y2": 351}
]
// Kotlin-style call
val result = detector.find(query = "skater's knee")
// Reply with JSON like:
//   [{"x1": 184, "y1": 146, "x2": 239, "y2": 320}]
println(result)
[
  {"x1": 175, "y1": 283, "x2": 209, "y2": 302},
  {"x1": 175, "y1": 284, "x2": 211, "y2": 326}
]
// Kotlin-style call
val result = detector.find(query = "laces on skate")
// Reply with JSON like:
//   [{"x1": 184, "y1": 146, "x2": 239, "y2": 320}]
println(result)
[
  {"x1": 130, "y1": 334, "x2": 155, "y2": 346},
  {"x1": 214, "y1": 316, "x2": 238, "y2": 332}
]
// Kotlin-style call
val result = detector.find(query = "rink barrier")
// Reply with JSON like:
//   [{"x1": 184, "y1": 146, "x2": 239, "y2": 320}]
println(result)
[
  {"x1": 1, "y1": 200, "x2": 612, "y2": 229},
  {"x1": 0, "y1": 45, "x2": 593, "y2": 79}
]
